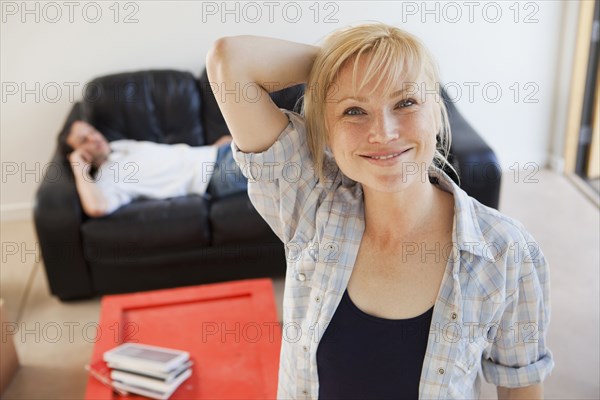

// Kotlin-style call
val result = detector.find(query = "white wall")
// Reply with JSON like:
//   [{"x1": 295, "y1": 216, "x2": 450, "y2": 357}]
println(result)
[{"x1": 1, "y1": 0, "x2": 568, "y2": 220}]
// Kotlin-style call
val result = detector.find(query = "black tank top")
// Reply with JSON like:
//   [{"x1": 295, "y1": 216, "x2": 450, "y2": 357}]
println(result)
[{"x1": 316, "y1": 289, "x2": 434, "y2": 399}]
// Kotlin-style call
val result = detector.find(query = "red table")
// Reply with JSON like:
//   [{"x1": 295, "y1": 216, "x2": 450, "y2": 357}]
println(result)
[{"x1": 85, "y1": 278, "x2": 282, "y2": 399}]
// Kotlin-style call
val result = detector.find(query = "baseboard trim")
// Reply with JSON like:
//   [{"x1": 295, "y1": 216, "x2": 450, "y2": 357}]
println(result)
[
  {"x1": 1, "y1": 202, "x2": 34, "y2": 222},
  {"x1": 549, "y1": 155, "x2": 565, "y2": 174},
  {"x1": 566, "y1": 173, "x2": 600, "y2": 209}
]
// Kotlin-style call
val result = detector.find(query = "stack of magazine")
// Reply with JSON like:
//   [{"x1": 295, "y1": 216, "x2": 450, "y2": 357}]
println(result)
[{"x1": 103, "y1": 343, "x2": 193, "y2": 400}]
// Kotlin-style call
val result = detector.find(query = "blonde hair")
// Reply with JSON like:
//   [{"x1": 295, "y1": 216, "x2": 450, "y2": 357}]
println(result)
[{"x1": 302, "y1": 22, "x2": 456, "y2": 183}]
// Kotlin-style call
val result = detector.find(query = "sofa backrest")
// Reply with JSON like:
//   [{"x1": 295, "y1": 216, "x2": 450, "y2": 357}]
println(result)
[
  {"x1": 82, "y1": 70, "x2": 205, "y2": 146},
  {"x1": 198, "y1": 68, "x2": 305, "y2": 145}
]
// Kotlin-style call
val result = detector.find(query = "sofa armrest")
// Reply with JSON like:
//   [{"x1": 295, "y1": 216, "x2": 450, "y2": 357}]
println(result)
[
  {"x1": 443, "y1": 92, "x2": 502, "y2": 209},
  {"x1": 34, "y1": 150, "x2": 94, "y2": 300}
]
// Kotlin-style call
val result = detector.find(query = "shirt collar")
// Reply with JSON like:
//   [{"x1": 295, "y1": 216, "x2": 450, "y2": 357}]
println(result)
[
  {"x1": 429, "y1": 166, "x2": 488, "y2": 260},
  {"x1": 332, "y1": 157, "x2": 488, "y2": 259}
]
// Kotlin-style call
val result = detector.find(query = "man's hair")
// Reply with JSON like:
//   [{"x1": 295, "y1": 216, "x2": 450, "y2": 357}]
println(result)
[
  {"x1": 57, "y1": 119, "x2": 77, "y2": 158},
  {"x1": 302, "y1": 22, "x2": 455, "y2": 183}
]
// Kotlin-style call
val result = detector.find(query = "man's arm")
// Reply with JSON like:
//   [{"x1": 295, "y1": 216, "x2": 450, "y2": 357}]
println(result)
[
  {"x1": 497, "y1": 383, "x2": 543, "y2": 399},
  {"x1": 68, "y1": 150, "x2": 109, "y2": 217},
  {"x1": 213, "y1": 135, "x2": 233, "y2": 147}
]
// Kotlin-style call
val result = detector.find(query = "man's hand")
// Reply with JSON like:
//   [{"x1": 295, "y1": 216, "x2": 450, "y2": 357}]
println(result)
[
  {"x1": 67, "y1": 148, "x2": 109, "y2": 217},
  {"x1": 68, "y1": 148, "x2": 93, "y2": 167}
]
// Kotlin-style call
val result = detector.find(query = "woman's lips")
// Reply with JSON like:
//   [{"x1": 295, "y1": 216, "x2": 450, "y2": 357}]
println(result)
[{"x1": 360, "y1": 148, "x2": 412, "y2": 166}]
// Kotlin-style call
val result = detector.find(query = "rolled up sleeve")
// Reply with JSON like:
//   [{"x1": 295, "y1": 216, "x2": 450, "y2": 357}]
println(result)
[
  {"x1": 231, "y1": 109, "x2": 323, "y2": 244},
  {"x1": 482, "y1": 240, "x2": 555, "y2": 388}
]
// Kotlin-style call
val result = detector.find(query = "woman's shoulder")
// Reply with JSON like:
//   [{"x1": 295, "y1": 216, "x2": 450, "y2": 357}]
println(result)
[
  {"x1": 466, "y1": 195, "x2": 547, "y2": 287},
  {"x1": 468, "y1": 197, "x2": 537, "y2": 248},
  {"x1": 455, "y1": 194, "x2": 549, "y2": 306},
  {"x1": 435, "y1": 168, "x2": 537, "y2": 250}
]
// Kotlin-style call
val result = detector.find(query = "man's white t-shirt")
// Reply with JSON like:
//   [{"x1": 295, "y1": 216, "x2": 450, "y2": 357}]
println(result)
[{"x1": 93, "y1": 140, "x2": 218, "y2": 214}]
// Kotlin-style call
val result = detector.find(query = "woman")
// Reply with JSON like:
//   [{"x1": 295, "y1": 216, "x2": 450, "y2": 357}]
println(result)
[{"x1": 206, "y1": 23, "x2": 554, "y2": 399}]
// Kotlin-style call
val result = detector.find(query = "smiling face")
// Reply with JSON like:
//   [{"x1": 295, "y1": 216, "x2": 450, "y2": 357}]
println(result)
[
  {"x1": 324, "y1": 54, "x2": 441, "y2": 193},
  {"x1": 304, "y1": 24, "x2": 452, "y2": 187},
  {"x1": 66, "y1": 121, "x2": 110, "y2": 166}
]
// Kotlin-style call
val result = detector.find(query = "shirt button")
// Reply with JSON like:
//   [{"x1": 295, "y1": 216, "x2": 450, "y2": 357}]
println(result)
[
  {"x1": 303, "y1": 345, "x2": 308, "y2": 352},
  {"x1": 297, "y1": 273, "x2": 306, "y2": 281},
  {"x1": 302, "y1": 389, "x2": 308, "y2": 395},
  {"x1": 438, "y1": 367, "x2": 445, "y2": 375},
  {"x1": 315, "y1": 296, "x2": 321, "y2": 303},
  {"x1": 450, "y1": 312, "x2": 458, "y2": 320}
]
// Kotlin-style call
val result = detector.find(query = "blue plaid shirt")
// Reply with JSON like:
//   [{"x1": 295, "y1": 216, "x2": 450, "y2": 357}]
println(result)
[{"x1": 231, "y1": 109, "x2": 554, "y2": 399}]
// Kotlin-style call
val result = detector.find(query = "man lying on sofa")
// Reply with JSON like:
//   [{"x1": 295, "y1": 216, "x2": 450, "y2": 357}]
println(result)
[{"x1": 62, "y1": 120, "x2": 247, "y2": 217}]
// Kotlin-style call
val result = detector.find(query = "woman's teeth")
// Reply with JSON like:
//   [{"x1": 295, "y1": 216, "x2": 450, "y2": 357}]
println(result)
[{"x1": 368, "y1": 153, "x2": 400, "y2": 160}]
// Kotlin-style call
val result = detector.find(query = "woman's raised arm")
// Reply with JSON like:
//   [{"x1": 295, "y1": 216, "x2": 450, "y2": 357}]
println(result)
[{"x1": 205, "y1": 35, "x2": 318, "y2": 153}]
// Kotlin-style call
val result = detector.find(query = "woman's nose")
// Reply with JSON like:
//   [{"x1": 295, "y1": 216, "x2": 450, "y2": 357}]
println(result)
[{"x1": 368, "y1": 112, "x2": 400, "y2": 144}]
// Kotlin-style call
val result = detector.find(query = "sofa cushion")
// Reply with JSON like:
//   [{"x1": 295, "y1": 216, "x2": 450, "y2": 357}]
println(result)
[
  {"x1": 209, "y1": 193, "x2": 281, "y2": 246},
  {"x1": 83, "y1": 70, "x2": 205, "y2": 146},
  {"x1": 81, "y1": 195, "x2": 211, "y2": 263}
]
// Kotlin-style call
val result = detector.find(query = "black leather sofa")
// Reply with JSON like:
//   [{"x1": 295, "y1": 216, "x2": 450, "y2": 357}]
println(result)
[{"x1": 34, "y1": 69, "x2": 500, "y2": 301}]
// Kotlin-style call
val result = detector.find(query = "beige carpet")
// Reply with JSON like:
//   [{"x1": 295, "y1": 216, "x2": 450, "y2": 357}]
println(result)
[{"x1": 1, "y1": 169, "x2": 598, "y2": 399}]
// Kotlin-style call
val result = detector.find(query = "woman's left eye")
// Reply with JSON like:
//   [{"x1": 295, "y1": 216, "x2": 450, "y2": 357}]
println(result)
[
  {"x1": 343, "y1": 107, "x2": 364, "y2": 116},
  {"x1": 397, "y1": 98, "x2": 416, "y2": 108}
]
